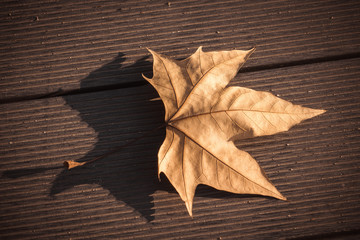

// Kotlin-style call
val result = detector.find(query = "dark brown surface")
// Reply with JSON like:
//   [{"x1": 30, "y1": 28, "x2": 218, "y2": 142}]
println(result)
[{"x1": 1, "y1": 0, "x2": 360, "y2": 239}]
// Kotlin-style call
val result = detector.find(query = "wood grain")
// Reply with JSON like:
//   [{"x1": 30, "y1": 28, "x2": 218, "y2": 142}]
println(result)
[
  {"x1": 1, "y1": 0, "x2": 359, "y2": 239},
  {"x1": 1, "y1": 57, "x2": 359, "y2": 239},
  {"x1": 1, "y1": 0, "x2": 360, "y2": 102}
]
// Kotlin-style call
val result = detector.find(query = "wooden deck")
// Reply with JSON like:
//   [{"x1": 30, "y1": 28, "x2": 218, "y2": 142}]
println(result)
[{"x1": 1, "y1": 0, "x2": 360, "y2": 239}]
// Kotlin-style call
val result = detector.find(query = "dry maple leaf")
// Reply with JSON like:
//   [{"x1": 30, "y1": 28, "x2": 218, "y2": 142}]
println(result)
[{"x1": 143, "y1": 47, "x2": 325, "y2": 216}]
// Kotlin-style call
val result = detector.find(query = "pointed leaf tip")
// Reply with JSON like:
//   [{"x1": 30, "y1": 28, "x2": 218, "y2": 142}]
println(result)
[
  {"x1": 185, "y1": 201, "x2": 193, "y2": 217},
  {"x1": 317, "y1": 109, "x2": 326, "y2": 115},
  {"x1": 278, "y1": 193, "x2": 287, "y2": 201},
  {"x1": 146, "y1": 48, "x2": 157, "y2": 58},
  {"x1": 142, "y1": 73, "x2": 151, "y2": 82},
  {"x1": 245, "y1": 47, "x2": 256, "y2": 60},
  {"x1": 308, "y1": 108, "x2": 326, "y2": 119}
]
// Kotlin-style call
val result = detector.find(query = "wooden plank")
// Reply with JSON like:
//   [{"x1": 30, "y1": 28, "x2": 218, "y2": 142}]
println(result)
[
  {"x1": 1, "y1": 58, "x2": 359, "y2": 239},
  {"x1": 1, "y1": 0, "x2": 360, "y2": 101}
]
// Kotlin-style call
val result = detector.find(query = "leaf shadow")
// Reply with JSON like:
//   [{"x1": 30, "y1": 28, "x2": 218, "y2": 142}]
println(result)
[
  {"x1": 55, "y1": 53, "x2": 168, "y2": 222},
  {"x1": 2, "y1": 53, "x2": 172, "y2": 222}
]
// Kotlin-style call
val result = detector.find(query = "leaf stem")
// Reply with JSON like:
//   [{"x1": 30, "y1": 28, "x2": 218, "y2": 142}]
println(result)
[{"x1": 64, "y1": 123, "x2": 167, "y2": 170}]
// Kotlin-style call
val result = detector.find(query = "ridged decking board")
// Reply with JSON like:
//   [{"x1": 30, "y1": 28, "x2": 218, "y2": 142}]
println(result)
[
  {"x1": 1, "y1": 0, "x2": 360, "y2": 239},
  {"x1": 1, "y1": 0, "x2": 360, "y2": 101}
]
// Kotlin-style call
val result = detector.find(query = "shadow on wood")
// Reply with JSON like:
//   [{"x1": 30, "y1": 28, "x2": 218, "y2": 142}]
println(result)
[
  {"x1": 53, "y1": 53, "x2": 169, "y2": 222},
  {"x1": 2, "y1": 53, "x2": 172, "y2": 222}
]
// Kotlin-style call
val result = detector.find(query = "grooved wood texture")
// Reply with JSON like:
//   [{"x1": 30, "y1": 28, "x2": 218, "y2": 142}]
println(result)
[
  {"x1": 1, "y1": 0, "x2": 360, "y2": 101},
  {"x1": 1, "y1": 0, "x2": 360, "y2": 239}
]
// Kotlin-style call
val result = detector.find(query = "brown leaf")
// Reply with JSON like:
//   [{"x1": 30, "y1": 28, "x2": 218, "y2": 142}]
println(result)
[{"x1": 143, "y1": 47, "x2": 325, "y2": 216}]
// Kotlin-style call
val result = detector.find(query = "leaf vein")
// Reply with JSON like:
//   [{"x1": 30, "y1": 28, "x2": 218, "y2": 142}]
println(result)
[
  {"x1": 242, "y1": 111, "x2": 266, "y2": 134},
  {"x1": 261, "y1": 112, "x2": 277, "y2": 129},
  {"x1": 171, "y1": 108, "x2": 305, "y2": 124},
  {"x1": 170, "y1": 54, "x2": 244, "y2": 120},
  {"x1": 155, "y1": 52, "x2": 178, "y2": 108},
  {"x1": 168, "y1": 125, "x2": 284, "y2": 199},
  {"x1": 210, "y1": 112, "x2": 225, "y2": 134},
  {"x1": 225, "y1": 111, "x2": 247, "y2": 133},
  {"x1": 182, "y1": 135, "x2": 188, "y2": 201}
]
